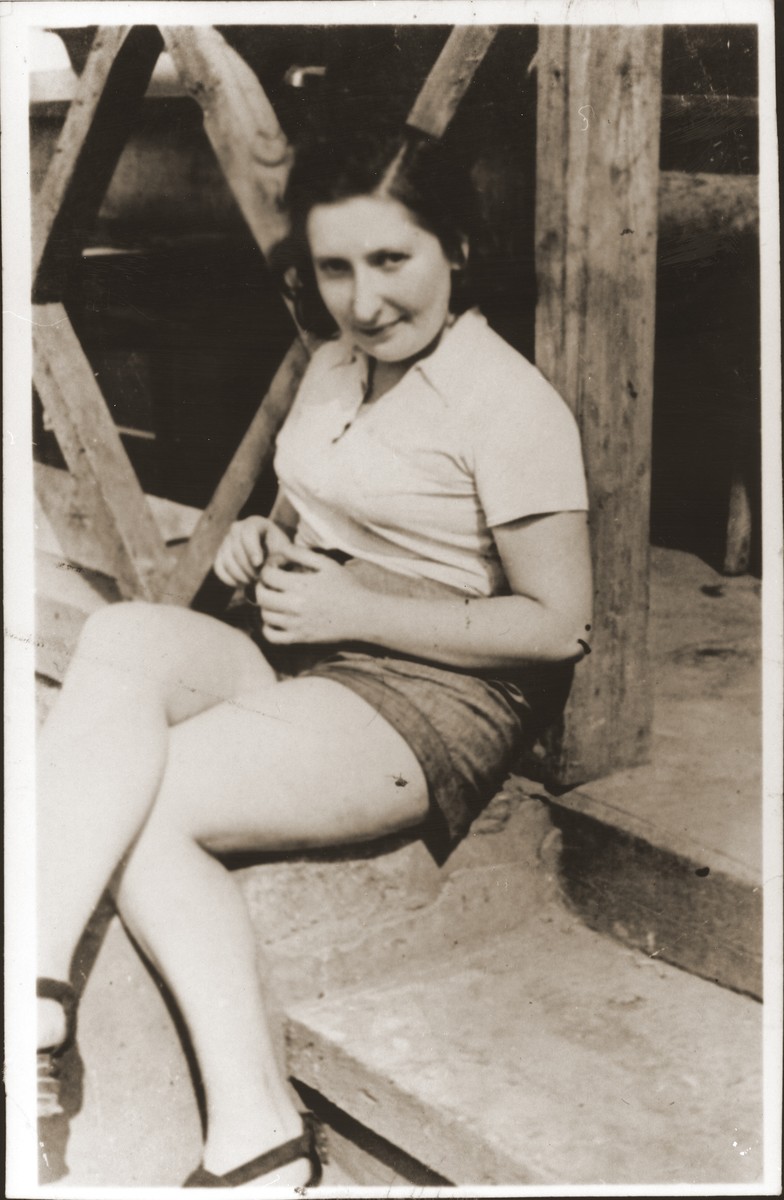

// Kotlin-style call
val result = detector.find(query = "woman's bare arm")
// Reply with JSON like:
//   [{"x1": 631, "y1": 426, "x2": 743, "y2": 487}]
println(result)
[{"x1": 257, "y1": 511, "x2": 593, "y2": 669}]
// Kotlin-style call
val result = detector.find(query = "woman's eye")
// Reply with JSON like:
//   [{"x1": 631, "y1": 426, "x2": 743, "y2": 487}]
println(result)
[
  {"x1": 316, "y1": 260, "x2": 349, "y2": 277},
  {"x1": 375, "y1": 252, "x2": 408, "y2": 269}
]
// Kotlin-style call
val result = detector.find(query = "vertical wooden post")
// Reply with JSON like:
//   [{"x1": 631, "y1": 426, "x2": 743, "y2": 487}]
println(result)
[{"x1": 534, "y1": 26, "x2": 663, "y2": 784}]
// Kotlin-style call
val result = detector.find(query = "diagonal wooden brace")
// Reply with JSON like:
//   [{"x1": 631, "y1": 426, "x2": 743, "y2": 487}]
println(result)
[
  {"x1": 163, "y1": 337, "x2": 310, "y2": 606},
  {"x1": 407, "y1": 25, "x2": 498, "y2": 138},
  {"x1": 33, "y1": 304, "x2": 172, "y2": 601},
  {"x1": 162, "y1": 26, "x2": 293, "y2": 259},
  {"x1": 33, "y1": 25, "x2": 164, "y2": 301}
]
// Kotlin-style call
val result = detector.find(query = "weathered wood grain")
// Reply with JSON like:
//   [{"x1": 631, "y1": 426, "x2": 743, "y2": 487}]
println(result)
[
  {"x1": 35, "y1": 463, "x2": 133, "y2": 586},
  {"x1": 33, "y1": 25, "x2": 164, "y2": 300},
  {"x1": 33, "y1": 304, "x2": 172, "y2": 601},
  {"x1": 534, "y1": 26, "x2": 663, "y2": 784},
  {"x1": 406, "y1": 26, "x2": 498, "y2": 139},
  {"x1": 658, "y1": 170, "x2": 758, "y2": 244},
  {"x1": 162, "y1": 26, "x2": 293, "y2": 257},
  {"x1": 35, "y1": 549, "x2": 121, "y2": 681},
  {"x1": 163, "y1": 338, "x2": 311, "y2": 605},
  {"x1": 35, "y1": 463, "x2": 201, "y2": 574}
]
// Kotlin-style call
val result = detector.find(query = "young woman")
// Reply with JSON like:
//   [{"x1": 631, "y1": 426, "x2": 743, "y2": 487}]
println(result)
[{"x1": 36, "y1": 120, "x2": 591, "y2": 1188}]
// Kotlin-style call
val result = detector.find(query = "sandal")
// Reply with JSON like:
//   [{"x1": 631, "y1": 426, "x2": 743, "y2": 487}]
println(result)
[
  {"x1": 37, "y1": 977, "x2": 78, "y2": 1119},
  {"x1": 183, "y1": 1112, "x2": 324, "y2": 1188}
]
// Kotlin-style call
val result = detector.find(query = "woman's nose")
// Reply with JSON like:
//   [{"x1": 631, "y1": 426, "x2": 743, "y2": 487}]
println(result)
[{"x1": 350, "y1": 271, "x2": 383, "y2": 324}]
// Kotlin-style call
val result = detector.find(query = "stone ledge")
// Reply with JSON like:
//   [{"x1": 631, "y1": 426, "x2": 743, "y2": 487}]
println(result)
[
  {"x1": 285, "y1": 914, "x2": 763, "y2": 1187},
  {"x1": 545, "y1": 791, "x2": 762, "y2": 999},
  {"x1": 234, "y1": 781, "x2": 560, "y2": 1003}
]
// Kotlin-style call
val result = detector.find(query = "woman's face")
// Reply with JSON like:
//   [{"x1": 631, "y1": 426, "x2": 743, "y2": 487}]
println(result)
[{"x1": 306, "y1": 194, "x2": 457, "y2": 363}]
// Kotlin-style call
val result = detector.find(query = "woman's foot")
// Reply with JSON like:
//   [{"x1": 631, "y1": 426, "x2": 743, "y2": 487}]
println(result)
[
  {"x1": 37, "y1": 978, "x2": 78, "y2": 1050},
  {"x1": 38, "y1": 997, "x2": 69, "y2": 1054},
  {"x1": 185, "y1": 1112, "x2": 323, "y2": 1188},
  {"x1": 37, "y1": 979, "x2": 78, "y2": 1118}
]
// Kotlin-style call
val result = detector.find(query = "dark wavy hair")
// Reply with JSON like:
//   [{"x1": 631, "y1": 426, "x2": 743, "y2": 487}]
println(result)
[{"x1": 269, "y1": 118, "x2": 480, "y2": 338}]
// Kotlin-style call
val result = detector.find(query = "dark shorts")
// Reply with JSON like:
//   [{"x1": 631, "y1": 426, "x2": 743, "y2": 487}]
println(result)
[
  {"x1": 249, "y1": 634, "x2": 569, "y2": 863},
  {"x1": 301, "y1": 649, "x2": 527, "y2": 862}
]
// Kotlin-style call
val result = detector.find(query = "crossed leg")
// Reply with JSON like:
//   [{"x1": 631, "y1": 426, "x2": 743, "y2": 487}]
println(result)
[{"x1": 37, "y1": 601, "x2": 429, "y2": 1184}]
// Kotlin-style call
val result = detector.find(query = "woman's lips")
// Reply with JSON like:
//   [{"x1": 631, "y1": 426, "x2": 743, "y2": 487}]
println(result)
[{"x1": 356, "y1": 318, "x2": 401, "y2": 338}]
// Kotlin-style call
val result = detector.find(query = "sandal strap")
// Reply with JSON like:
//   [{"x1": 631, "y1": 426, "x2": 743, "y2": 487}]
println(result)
[
  {"x1": 37, "y1": 977, "x2": 78, "y2": 1053},
  {"x1": 184, "y1": 1113, "x2": 322, "y2": 1188}
]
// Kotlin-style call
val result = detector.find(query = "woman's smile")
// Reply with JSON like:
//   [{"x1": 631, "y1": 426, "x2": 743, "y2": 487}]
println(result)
[
  {"x1": 356, "y1": 317, "x2": 402, "y2": 338},
  {"x1": 306, "y1": 195, "x2": 457, "y2": 364}
]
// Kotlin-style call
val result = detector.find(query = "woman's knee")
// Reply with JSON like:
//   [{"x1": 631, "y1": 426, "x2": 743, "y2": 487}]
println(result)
[
  {"x1": 74, "y1": 601, "x2": 161, "y2": 666},
  {"x1": 65, "y1": 603, "x2": 194, "y2": 710}
]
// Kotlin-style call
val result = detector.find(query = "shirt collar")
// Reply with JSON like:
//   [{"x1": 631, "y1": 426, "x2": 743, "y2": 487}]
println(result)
[
  {"x1": 328, "y1": 308, "x2": 488, "y2": 397},
  {"x1": 413, "y1": 308, "x2": 487, "y2": 395}
]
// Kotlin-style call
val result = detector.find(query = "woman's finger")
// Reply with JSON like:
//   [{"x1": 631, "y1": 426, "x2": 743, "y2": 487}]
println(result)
[
  {"x1": 280, "y1": 543, "x2": 329, "y2": 572},
  {"x1": 261, "y1": 622, "x2": 291, "y2": 644},
  {"x1": 214, "y1": 551, "x2": 246, "y2": 587},
  {"x1": 239, "y1": 522, "x2": 266, "y2": 571},
  {"x1": 258, "y1": 564, "x2": 298, "y2": 592},
  {"x1": 255, "y1": 583, "x2": 299, "y2": 614}
]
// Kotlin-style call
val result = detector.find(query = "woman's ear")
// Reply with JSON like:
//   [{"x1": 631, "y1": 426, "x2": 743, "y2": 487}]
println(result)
[{"x1": 450, "y1": 236, "x2": 470, "y2": 271}]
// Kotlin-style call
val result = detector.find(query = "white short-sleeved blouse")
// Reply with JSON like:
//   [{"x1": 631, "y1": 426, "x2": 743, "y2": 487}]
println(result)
[{"x1": 274, "y1": 309, "x2": 588, "y2": 597}]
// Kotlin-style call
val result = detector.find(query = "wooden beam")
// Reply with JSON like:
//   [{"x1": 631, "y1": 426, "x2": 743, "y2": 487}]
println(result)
[
  {"x1": 406, "y1": 26, "x2": 498, "y2": 139},
  {"x1": 33, "y1": 25, "x2": 164, "y2": 300},
  {"x1": 33, "y1": 304, "x2": 172, "y2": 600},
  {"x1": 35, "y1": 463, "x2": 201, "y2": 574},
  {"x1": 35, "y1": 550, "x2": 120, "y2": 682},
  {"x1": 163, "y1": 338, "x2": 310, "y2": 605},
  {"x1": 162, "y1": 26, "x2": 293, "y2": 258},
  {"x1": 35, "y1": 463, "x2": 135, "y2": 587},
  {"x1": 534, "y1": 26, "x2": 663, "y2": 784},
  {"x1": 658, "y1": 170, "x2": 758, "y2": 250}
]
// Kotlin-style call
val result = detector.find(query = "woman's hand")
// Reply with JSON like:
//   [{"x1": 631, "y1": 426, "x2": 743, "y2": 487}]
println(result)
[
  {"x1": 213, "y1": 517, "x2": 293, "y2": 587},
  {"x1": 254, "y1": 545, "x2": 371, "y2": 645}
]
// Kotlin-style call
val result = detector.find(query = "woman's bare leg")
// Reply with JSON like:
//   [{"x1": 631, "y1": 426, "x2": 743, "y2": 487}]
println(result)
[
  {"x1": 113, "y1": 676, "x2": 429, "y2": 1184},
  {"x1": 37, "y1": 601, "x2": 275, "y2": 1048}
]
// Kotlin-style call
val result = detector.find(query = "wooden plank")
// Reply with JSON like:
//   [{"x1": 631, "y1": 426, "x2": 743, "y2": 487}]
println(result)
[
  {"x1": 162, "y1": 26, "x2": 293, "y2": 258},
  {"x1": 35, "y1": 463, "x2": 201, "y2": 574},
  {"x1": 35, "y1": 549, "x2": 121, "y2": 682},
  {"x1": 534, "y1": 26, "x2": 663, "y2": 784},
  {"x1": 33, "y1": 25, "x2": 164, "y2": 300},
  {"x1": 35, "y1": 462, "x2": 134, "y2": 586},
  {"x1": 33, "y1": 304, "x2": 172, "y2": 601},
  {"x1": 406, "y1": 26, "x2": 498, "y2": 139},
  {"x1": 164, "y1": 338, "x2": 310, "y2": 605},
  {"x1": 661, "y1": 93, "x2": 758, "y2": 121},
  {"x1": 658, "y1": 170, "x2": 758, "y2": 243}
]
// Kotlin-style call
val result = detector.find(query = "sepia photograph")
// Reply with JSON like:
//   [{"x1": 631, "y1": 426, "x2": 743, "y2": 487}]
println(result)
[{"x1": 3, "y1": 0, "x2": 781, "y2": 1194}]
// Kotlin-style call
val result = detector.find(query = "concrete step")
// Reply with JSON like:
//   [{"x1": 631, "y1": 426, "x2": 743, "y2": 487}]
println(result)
[
  {"x1": 539, "y1": 548, "x2": 762, "y2": 998},
  {"x1": 285, "y1": 912, "x2": 763, "y2": 1187},
  {"x1": 52, "y1": 885, "x2": 763, "y2": 1189}
]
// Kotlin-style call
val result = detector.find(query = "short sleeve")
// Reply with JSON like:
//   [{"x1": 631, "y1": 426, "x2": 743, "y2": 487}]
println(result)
[{"x1": 472, "y1": 362, "x2": 589, "y2": 527}]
